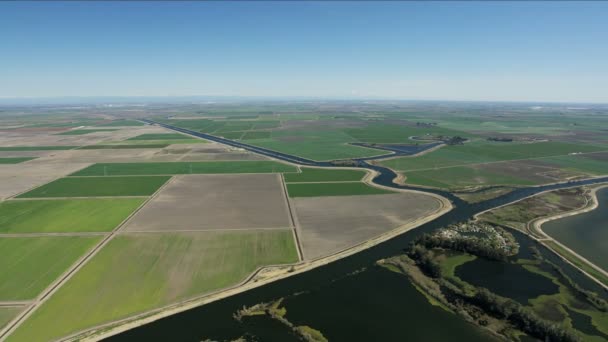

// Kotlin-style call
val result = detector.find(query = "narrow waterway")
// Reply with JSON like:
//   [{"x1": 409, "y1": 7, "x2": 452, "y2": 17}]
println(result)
[{"x1": 106, "y1": 121, "x2": 608, "y2": 341}]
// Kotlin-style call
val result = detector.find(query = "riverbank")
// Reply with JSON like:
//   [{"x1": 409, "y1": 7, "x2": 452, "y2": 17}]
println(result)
[{"x1": 64, "y1": 176, "x2": 452, "y2": 342}]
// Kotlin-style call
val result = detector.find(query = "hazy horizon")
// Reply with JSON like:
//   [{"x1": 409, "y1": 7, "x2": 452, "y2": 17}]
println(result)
[{"x1": 1, "y1": 1, "x2": 607, "y2": 103}]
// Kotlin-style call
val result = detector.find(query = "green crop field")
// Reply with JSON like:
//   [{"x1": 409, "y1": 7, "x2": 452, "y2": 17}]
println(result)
[
  {"x1": 0, "y1": 236, "x2": 100, "y2": 300},
  {"x1": 76, "y1": 144, "x2": 169, "y2": 150},
  {"x1": 8, "y1": 230, "x2": 298, "y2": 342},
  {"x1": 287, "y1": 182, "x2": 394, "y2": 197},
  {"x1": 16, "y1": 176, "x2": 170, "y2": 198},
  {"x1": 242, "y1": 131, "x2": 271, "y2": 140},
  {"x1": 0, "y1": 146, "x2": 78, "y2": 151},
  {"x1": 217, "y1": 131, "x2": 244, "y2": 139},
  {"x1": 0, "y1": 157, "x2": 35, "y2": 164},
  {"x1": 345, "y1": 123, "x2": 471, "y2": 144},
  {"x1": 541, "y1": 155, "x2": 608, "y2": 175},
  {"x1": 284, "y1": 168, "x2": 366, "y2": 183},
  {"x1": 128, "y1": 133, "x2": 190, "y2": 140},
  {"x1": 96, "y1": 120, "x2": 145, "y2": 127},
  {"x1": 0, "y1": 198, "x2": 145, "y2": 233},
  {"x1": 56, "y1": 129, "x2": 117, "y2": 135},
  {"x1": 403, "y1": 166, "x2": 537, "y2": 189},
  {"x1": 103, "y1": 139, "x2": 205, "y2": 145},
  {"x1": 382, "y1": 141, "x2": 606, "y2": 171},
  {"x1": 70, "y1": 161, "x2": 297, "y2": 176}
]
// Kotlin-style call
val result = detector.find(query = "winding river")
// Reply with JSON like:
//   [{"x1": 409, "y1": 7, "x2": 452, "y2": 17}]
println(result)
[{"x1": 106, "y1": 120, "x2": 608, "y2": 341}]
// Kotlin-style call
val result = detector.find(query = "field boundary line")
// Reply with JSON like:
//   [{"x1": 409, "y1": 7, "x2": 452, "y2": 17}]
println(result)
[
  {"x1": 279, "y1": 173, "x2": 304, "y2": 261},
  {"x1": 9, "y1": 196, "x2": 149, "y2": 200},
  {"x1": 0, "y1": 176, "x2": 176, "y2": 342}
]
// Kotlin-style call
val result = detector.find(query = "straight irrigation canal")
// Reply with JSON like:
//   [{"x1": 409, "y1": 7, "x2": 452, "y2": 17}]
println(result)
[{"x1": 104, "y1": 120, "x2": 608, "y2": 341}]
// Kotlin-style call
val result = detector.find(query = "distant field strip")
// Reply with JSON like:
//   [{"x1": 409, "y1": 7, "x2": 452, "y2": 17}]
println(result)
[
  {"x1": 127, "y1": 133, "x2": 190, "y2": 140},
  {"x1": 382, "y1": 142, "x2": 606, "y2": 171},
  {"x1": 284, "y1": 168, "x2": 366, "y2": 183},
  {"x1": 76, "y1": 144, "x2": 169, "y2": 150},
  {"x1": 0, "y1": 146, "x2": 78, "y2": 151},
  {"x1": 287, "y1": 182, "x2": 394, "y2": 197},
  {"x1": 95, "y1": 120, "x2": 145, "y2": 127},
  {"x1": 0, "y1": 199, "x2": 145, "y2": 233},
  {"x1": 70, "y1": 161, "x2": 296, "y2": 176},
  {"x1": 7, "y1": 230, "x2": 298, "y2": 342},
  {"x1": 16, "y1": 176, "x2": 170, "y2": 198},
  {"x1": 0, "y1": 158, "x2": 35, "y2": 164},
  {"x1": 56, "y1": 129, "x2": 117, "y2": 136},
  {"x1": 0, "y1": 236, "x2": 101, "y2": 301}
]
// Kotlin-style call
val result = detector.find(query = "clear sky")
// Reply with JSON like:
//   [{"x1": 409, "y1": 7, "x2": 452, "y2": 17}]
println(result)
[{"x1": 1, "y1": 1, "x2": 607, "y2": 103}]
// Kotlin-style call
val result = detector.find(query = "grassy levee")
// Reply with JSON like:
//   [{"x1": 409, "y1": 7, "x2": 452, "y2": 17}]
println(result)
[
  {"x1": 544, "y1": 241, "x2": 608, "y2": 287},
  {"x1": 0, "y1": 308, "x2": 22, "y2": 330},
  {"x1": 0, "y1": 157, "x2": 35, "y2": 164},
  {"x1": 127, "y1": 133, "x2": 190, "y2": 140},
  {"x1": 16, "y1": 176, "x2": 170, "y2": 198},
  {"x1": 284, "y1": 168, "x2": 366, "y2": 183},
  {"x1": 56, "y1": 129, "x2": 117, "y2": 135},
  {"x1": 70, "y1": 161, "x2": 296, "y2": 176},
  {"x1": 0, "y1": 237, "x2": 100, "y2": 300},
  {"x1": 7, "y1": 230, "x2": 298, "y2": 342},
  {"x1": 76, "y1": 144, "x2": 169, "y2": 150},
  {"x1": 382, "y1": 141, "x2": 605, "y2": 172},
  {"x1": 287, "y1": 182, "x2": 394, "y2": 197},
  {"x1": 0, "y1": 198, "x2": 145, "y2": 233},
  {"x1": 0, "y1": 146, "x2": 78, "y2": 151}
]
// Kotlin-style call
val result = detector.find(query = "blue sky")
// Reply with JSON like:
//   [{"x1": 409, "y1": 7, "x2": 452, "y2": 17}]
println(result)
[{"x1": 1, "y1": 1, "x2": 607, "y2": 102}]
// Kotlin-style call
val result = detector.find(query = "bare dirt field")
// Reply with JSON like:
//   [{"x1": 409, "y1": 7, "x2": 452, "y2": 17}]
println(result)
[
  {"x1": 292, "y1": 192, "x2": 442, "y2": 260},
  {"x1": 124, "y1": 174, "x2": 292, "y2": 232},
  {"x1": 476, "y1": 159, "x2": 584, "y2": 183},
  {"x1": 0, "y1": 162, "x2": 90, "y2": 200}
]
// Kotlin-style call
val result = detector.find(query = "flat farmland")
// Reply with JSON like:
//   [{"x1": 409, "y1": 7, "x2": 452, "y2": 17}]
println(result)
[
  {"x1": 0, "y1": 236, "x2": 100, "y2": 300},
  {"x1": 76, "y1": 144, "x2": 170, "y2": 150},
  {"x1": 284, "y1": 168, "x2": 366, "y2": 182},
  {"x1": 95, "y1": 120, "x2": 145, "y2": 127},
  {"x1": 124, "y1": 174, "x2": 292, "y2": 231},
  {"x1": 287, "y1": 182, "x2": 394, "y2": 197},
  {"x1": 71, "y1": 161, "x2": 296, "y2": 176},
  {"x1": 128, "y1": 133, "x2": 190, "y2": 140},
  {"x1": 0, "y1": 162, "x2": 90, "y2": 200},
  {"x1": 8, "y1": 230, "x2": 298, "y2": 342},
  {"x1": 382, "y1": 141, "x2": 606, "y2": 172},
  {"x1": 0, "y1": 146, "x2": 77, "y2": 151},
  {"x1": 16, "y1": 176, "x2": 170, "y2": 198},
  {"x1": 56, "y1": 129, "x2": 118, "y2": 136},
  {"x1": 0, "y1": 157, "x2": 35, "y2": 164},
  {"x1": 292, "y1": 193, "x2": 442, "y2": 259},
  {"x1": 0, "y1": 198, "x2": 144, "y2": 233}
]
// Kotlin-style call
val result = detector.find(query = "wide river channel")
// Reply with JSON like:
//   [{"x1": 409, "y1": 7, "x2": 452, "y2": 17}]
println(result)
[{"x1": 107, "y1": 121, "x2": 608, "y2": 341}]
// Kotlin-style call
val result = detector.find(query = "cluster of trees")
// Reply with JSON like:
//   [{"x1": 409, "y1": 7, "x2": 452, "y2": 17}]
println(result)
[
  {"x1": 468, "y1": 288, "x2": 581, "y2": 342},
  {"x1": 487, "y1": 137, "x2": 513, "y2": 142},
  {"x1": 415, "y1": 233, "x2": 510, "y2": 262},
  {"x1": 407, "y1": 244, "x2": 442, "y2": 278},
  {"x1": 443, "y1": 136, "x2": 467, "y2": 145}
]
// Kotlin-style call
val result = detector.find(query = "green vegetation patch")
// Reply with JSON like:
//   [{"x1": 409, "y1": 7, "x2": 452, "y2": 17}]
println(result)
[
  {"x1": 56, "y1": 129, "x2": 117, "y2": 135},
  {"x1": 0, "y1": 236, "x2": 100, "y2": 300},
  {"x1": 0, "y1": 198, "x2": 145, "y2": 233},
  {"x1": 287, "y1": 182, "x2": 394, "y2": 197},
  {"x1": 404, "y1": 166, "x2": 536, "y2": 190},
  {"x1": 284, "y1": 168, "x2": 366, "y2": 183},
  {"x1": 8, "y1": 230, "x2": 298, "y2": 342},
  {"x1": 76, "y1": 144, "x2": 169, "y2": 150},
  {"x1": 242, "y1": 131, "x2": 272, "y2": 140},
  {"x1": 346, "y1": 123, "x2": 470, "y2": 144},
  {"x1": 16, "y1": 176, "x2": 170, "y2": 198},
  {"x1": 0, "y1": 146, "x2": 77, "y2": 151},
  {"x1": 127, "y1": 133, "x2": 190, "y2": 140},
  {"x1": 0, "y1": 157, "x2": 35, "y2": 164},
  {"x1": 70, "y1": 161, "x2": 296, "y2": 176}
]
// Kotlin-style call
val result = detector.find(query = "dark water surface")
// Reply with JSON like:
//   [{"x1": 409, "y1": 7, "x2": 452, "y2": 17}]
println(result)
[
  {"x1": 107, "y1": 121, "x2": 608, "y2": 341},
  {"x1": 542, "y1": 187, "x2": 608, "y2": 270}
]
